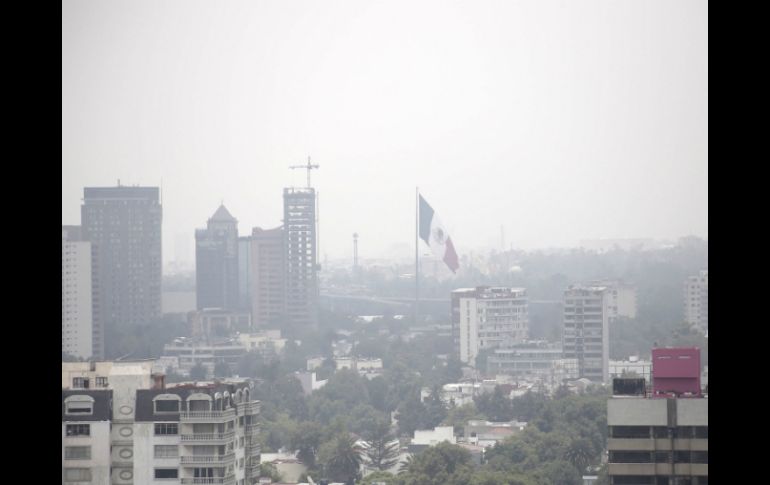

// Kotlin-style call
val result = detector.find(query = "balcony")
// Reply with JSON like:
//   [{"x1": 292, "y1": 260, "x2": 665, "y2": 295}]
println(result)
[
  {"x1": 180, "y1": 476, "x2": 235, "y2": 485},
  {"x1": 180, "y1": 431, "x2": 235, "y2": 443},
  {"x1": 180, "y1": 409, "x2": 236, "y2": 422},
  {"x1": 237, "y1": 401, "x2": 260, "y2": 415},
  {"x1": 180, "y1": 452, "x2": 235, "y2": 465}
]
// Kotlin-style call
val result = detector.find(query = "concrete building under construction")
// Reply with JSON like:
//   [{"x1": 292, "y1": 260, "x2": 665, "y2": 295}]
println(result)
[{"x1": 283, "y1": 187, "x2": 319, "y2": 327}]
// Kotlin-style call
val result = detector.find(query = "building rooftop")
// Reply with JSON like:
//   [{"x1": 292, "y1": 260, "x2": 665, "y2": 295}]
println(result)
[{"x1": 209, "y1": 204, "x2": 237, "y2": 223}]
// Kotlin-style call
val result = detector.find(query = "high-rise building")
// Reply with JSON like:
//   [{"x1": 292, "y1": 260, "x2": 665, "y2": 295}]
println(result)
[
  {"x1": 587, "y1": 279, "x2": 638, "y2": 319},
  {"x1": 562, "y1": 285, "x2": 612, "y2": 383},
  {"x1": 81, "y1": 186, "x2": 162, "y2": 356},
  {"x1": 250, "y1": 226, "x2": 285, "y2": 328},
  {"x1": 451, "y1": 286, "x2": 529, "y2": 365},
  {"x1": 283, "y1": 188, "x2": 318, "y2": 327},
  {"x1": 195, "y1": 205, "x2": 239, "y2": 311},
  {"x1": 237, "y1": 235, "x2": 252, "y2": 312},
  {"x1": 684, "y1": 270, "x2": 708, "y2": 334},
  {"x1": 62, "y1": 226, "x2": 98, "y2": 360}
]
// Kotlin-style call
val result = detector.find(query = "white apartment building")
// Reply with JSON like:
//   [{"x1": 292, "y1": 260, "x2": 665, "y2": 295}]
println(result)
[
  {"x1": 588, "y1": 280, "x2": 637, "y2": 320},
  {"x1": 451, "y1": 287, "x2": 529, "y2": 365},
  {"x1": 684, "y1": 270, "x2": 708, "y2": 334},
  {"x1": 62, "y1": 226, "x2": 96, "y2": 360},
  {"x1": 63, "y1": 390, "x2": 112, "y2": 484},
  {"x1": 563, "y1": 285, "x2": 612, "y2": 383},
  {"x1": 62, "y1": 361, "x2": 261, "y2": 485},
  {"x1": 133, "y1": 382, "x2": 260, "y2": 485}
]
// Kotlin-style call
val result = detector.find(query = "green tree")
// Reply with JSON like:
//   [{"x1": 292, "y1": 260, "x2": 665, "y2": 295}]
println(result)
[
  {"x1": 395, "y1": 398, "x2": 428, "y2": 436},
  {"x1": 258, "y1": 462, "x2": 284, "y2": 482},
  {"x1": 563, "y1": 438, "x2": 597, "y2": 475},
  {"x1": 363, "y1": 418, "x2": 401, "y2": 472},
  {"x1": 535, "y1": 460, "x2": 582, "y2": 485},
  {"x1": 360, "y1": 471, "x2": 397, "y2": 485},
  {"x1": 396, "y1": 442, "x2": 473, "y2": 485},
  {"x1": 214, "y1": 361, "x2": 232, "y2": 378},
  {"x1": 290, "y1": 421, "x2": 325, "y2": 468},
  {"x1": 189, "y1": 363, "x2": 207, "y2": 380},
  {"x1": 424, "y1": 384, "x2": 448, "y2": 428},
  {"x1": 441, "y1": 402, "x2": 487, "y2": 436},
  {"x1": 475, "y1": 387, "x2": 514, "y2": 422},
  {"x1": 318, "y1": 432, "x2": 363, "y2": 483}
]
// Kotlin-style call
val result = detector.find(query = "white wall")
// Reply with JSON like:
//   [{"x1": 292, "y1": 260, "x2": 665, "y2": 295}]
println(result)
[
  {"x1": 62, "y1": 238, "x2": 93, "y2": 359},
  {"x1": 62, "y1": 421, "x2": 111, "y2": 485}
]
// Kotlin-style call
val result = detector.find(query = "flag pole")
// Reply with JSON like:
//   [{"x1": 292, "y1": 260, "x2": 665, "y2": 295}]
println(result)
[{"x1": 415, "y1": 186, "x2": 420, "y2": 325}]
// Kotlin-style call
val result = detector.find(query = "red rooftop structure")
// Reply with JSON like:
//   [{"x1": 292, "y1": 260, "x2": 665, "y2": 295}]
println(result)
[{"x1": 651, "y1": 346, "x2": 701, "y2": 397}]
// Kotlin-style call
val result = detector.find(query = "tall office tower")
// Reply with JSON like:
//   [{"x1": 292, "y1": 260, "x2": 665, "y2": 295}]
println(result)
[
  {"x1": 563, "y1": 285, "x2": 612, "y2": 383},
  {"x1": 62, "y1": 226, "x2": 98, "y2": 360},
  {"x1": 237, "y1": 235, "x2": 252, "y2": 312},
  {"x1": 283, "y1": 188, "x2": 318, "y2": 327},
  {"x1": 81, "y1": 186, "x2": 162, "y2": 356},
  {"x1": 451, "y1": 286, "x2": 529, "y2": 365},
  {"x1": 684, "y1": 270, "x2": 708, "y2": 334},
  {"x1": 250, "y1": 226, "x2": 285, "y2": 328},
  {"x1": 195, "y1": 205, "x2": 239, "y2": 311}
]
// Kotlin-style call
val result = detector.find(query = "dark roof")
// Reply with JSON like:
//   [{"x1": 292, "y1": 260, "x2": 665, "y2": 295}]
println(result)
[
  {"x1": 62, "y1": 389, "x2": 112, "y2": 422},
  {"x1": 210, "y1": 204, "x2": 237, "y2": 223},
  {"x1": 135, "y1": 382, "x2": 252, "y2": 422}
]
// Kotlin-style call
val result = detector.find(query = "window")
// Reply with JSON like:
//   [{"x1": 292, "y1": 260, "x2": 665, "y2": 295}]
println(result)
[
  {"x1": 65, "y1": 397, "x2": 94, "y2": 415},
  {"x1": 154, "y1": 423, "x2": 178, "y2": 435},
  {"x1": 72, "y1": 377, "x2": 90, "y2": 389},
  {"x1": 66, "y1": 424, "x2": 91, "y2": 436},
  {"x1": 95, "y1": 377, "x2": 108, "y2": 387},
  {"x1": 154, "y1": 468, "x2": 179, "y2": 479},
  {"x1": 610, "y1": 451, "x2": 653, "y2": 463},
  {"x1": 63, "y1": 468, "x2": 92, "y2": 482},
  {"x1": 691, "y1": 451, "x2": 708, "y2": 464},
  {"x1": 610, "y1": 426, "x2": 650, "y2": 438},
  {"x1": 155, "y1": 400, "x2": 180, "y2": 413},
  {"x1": 65, "y1": 446, "x2": 91, "y2": 460},
  {"x1": 154, "y1": 445, "x2": 179, "y2": 459}
]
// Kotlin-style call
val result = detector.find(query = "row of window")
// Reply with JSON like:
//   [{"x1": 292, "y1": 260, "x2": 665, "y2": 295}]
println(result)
[
  {"x1": 610, "y1": 425, "x2": 708, "y2": 439},
  {"x1": 71, "y1": 377, "x2": 108, "y2": 388},
  {"x1": 610, "y1": 451, "x2": 708, "y2": 464}
]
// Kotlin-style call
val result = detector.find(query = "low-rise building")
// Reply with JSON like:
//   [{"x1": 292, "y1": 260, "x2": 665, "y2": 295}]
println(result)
[
  {"x1": 409, "y1": 426, "x2": 456, "y2": 453},
  {"x1": 188, "y1": 308, "x2": 252, "y2": 341},
  {"x1": 464, "y1": 420, "x2": 527, "y2": 447},
  {"x1": 609, "y1": 356, "x2": 652, "y2": 384},
  {"x1": 487, "y1": 340, "x2": 579, "y2": 387},
  {"x1": 162, "y1": 337, "x2": 247, "y2": 379}
]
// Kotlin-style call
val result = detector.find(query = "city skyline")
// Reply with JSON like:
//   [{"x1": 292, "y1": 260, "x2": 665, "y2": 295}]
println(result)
[{"x1": 63, "y1": 0, "x2": 708, "y2": 262}]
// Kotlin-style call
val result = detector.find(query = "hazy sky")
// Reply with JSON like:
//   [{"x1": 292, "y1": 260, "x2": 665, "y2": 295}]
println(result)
[{"x1": 62, "y1": 0, "x2": 708, "y2": 264}]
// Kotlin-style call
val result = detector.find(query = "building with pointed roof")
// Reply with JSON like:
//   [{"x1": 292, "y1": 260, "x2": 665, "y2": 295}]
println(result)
[{"x1": 196, "y1": 204, "x2": 240, "y2": 311}]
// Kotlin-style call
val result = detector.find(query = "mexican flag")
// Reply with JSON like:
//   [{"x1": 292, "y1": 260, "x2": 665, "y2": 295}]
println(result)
[{"x1": 419, "y1": 194, "x2": 459, "y2": 273}]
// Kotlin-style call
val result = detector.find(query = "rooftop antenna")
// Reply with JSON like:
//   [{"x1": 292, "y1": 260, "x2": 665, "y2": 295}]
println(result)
[
  {"x1": 353, "y1": 233, "x2": 359, "y2": 270},
  {"x1": 289, "y1": 156, "x2": 320, "y2": 188}
]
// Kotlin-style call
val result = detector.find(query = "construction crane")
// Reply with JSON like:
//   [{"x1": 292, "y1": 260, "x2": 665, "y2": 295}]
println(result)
[{"x1": 289, "y1": 156, "x2": 320, "y2": 188}]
